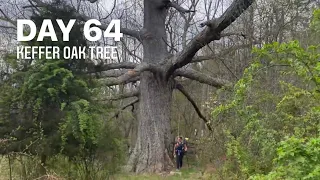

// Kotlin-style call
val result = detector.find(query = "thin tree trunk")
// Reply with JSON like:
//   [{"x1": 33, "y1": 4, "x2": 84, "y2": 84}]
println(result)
[
  {"x1": 8, "y1": 154, "x2": 12, "y2": 180},
  {"x1": 39, "y1": 154, "x2": 47, "y2": 177}
]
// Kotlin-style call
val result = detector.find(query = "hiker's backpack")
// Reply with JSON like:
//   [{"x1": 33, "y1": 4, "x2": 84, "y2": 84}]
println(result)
[{"x1": 176, "y1": 142, "x2": 185, "y2": 154}]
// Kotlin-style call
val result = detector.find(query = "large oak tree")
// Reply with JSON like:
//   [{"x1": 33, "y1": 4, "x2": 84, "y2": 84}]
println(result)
[{"x1": 1, "y1": 0, "x2": 255, "y2": 173}]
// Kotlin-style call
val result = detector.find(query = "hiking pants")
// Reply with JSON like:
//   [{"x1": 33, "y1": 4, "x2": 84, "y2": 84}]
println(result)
[{"x1": 176, "y1": 151, "x2": 184, "y2": 169}]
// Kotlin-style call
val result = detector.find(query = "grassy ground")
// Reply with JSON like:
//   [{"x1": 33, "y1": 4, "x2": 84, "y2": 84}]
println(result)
[
  {"x1": 0, "y1": 156, "x2": 11, "y2": 179},
  {"x1": 0, "y1": 163, "x2": 206, "y2": 180},
  {"x1": 112, "y1": 168, "x2": 204, "y2": 180},
  {"x1": 1, "y1": 156, "x2": 216, "y2": 180}
]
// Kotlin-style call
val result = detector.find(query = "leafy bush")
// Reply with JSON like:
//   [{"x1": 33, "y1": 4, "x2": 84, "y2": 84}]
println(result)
[
  {"x1": 207, "y1": 8, "x2": 320, "y2": 179},
  {"x1": 251, "y1": 137, "x2": 320, "y2": 180}
]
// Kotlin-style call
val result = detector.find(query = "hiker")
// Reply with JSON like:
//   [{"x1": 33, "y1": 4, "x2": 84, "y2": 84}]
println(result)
[{"x1": 173, "y1": 136, "x2": 188, "y2": 170}]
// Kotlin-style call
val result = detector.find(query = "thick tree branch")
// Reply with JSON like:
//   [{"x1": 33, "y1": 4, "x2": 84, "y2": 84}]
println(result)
[
  {"x1": 205, "y1": 0, "x2": 254, "y2": 32},
  {"x1": 166, "y1": 0, "x2": 254, "y2": 78},
  {"x1": 100, "y1": 89, "x2": 139, "y2": 101},
  {"x1": 103, "y1": 76, "x2": 140, "y2": 86},
  {"x1": 89, "y1": 62, "x2": 138, "y2": 73},
  {"x1": 101, "y1": 63, "x2": 160, "y2": 86},
  {"x1": 95, "y1": 69, "x2": 128, "y2": 78},
  {"x1": 175, "y1": 83, "x2": 212, "y2": 131},
  {"x1": 91, "y1": 42, "x2": 255, "y2": 78},
  {"x1": 88, "y1": 0, "x2": 99, "y2": 3},
  {"x1": 30, "y1": 0, "x2": 143, "y2": 40},
  {"x1": 175, "y1": 68, "x2": 231, "y2": 88}
]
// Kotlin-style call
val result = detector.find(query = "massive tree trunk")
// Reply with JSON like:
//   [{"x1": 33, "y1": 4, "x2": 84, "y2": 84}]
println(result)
[
  {"x1": 126, "y1": 0, "x2": 173, "y2": 173},
  {"x1": 127, "y1": 73, "x2": 174, "y2": 173}
]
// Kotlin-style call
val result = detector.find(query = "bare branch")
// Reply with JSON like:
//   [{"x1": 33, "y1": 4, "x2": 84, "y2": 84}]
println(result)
[
  {"x1": 205, "y1": 44, "x2": 240, "y2": 80},
  {"x1": 101, "y1": 63, "x2": 160, "y2": 86},
  {"x1": 22, "y1": 5, "x2": 43, "y2": 9},
  {"x1": 0, "y1": 9, "x2": 16, "y2": 26},
  {"x1": 95, "y1": 69, "x2": 128, "y2": 78},
  {"x1": 175, "y1": 83, "x2": 212, "y2": 131},
  {"x1": 103, "y1": 76, "x2": 140, "y2": 86},
  {"x1": 168, "y1": 2, "x2": 196, "y2": 14},
  {"x1": 112, "y1": 98, "x2": 139, "y2": 119},
  {"x1": 88, "y1": 0, "x2": 99, "y2": 3},
  {"x1": 191, "y1": 55, "x2": 215, "y2": 63},
  {"x1": 206, "y1": 0, "x2": 254, "y2": 32},
  {"x1": 100, "y1": 0, "x2": 117, "y2": 20},
  {"x1": 175, "y1": 68, "x2": 231, "y2": 88},
  {"x1": 191, "y1": 43, "x2": 254, "y2": 63},
  {"x1": 0, "y1": 25, "x2": 16, "y2": 30},
  {"x1": 121, "y1": 40, "x2": 143, "y2": 61},
  {"x1": 166, "y1": 0, "x2": 254, "y2": 78},
  {"x1": 89, "y1": 62, "x2": 138, "y2": 73},
  {"x1": 220, "y1": 32, "x2": 246, "y2": 38},
  {"x1": 30, "y1": 0, "x2": 143, "y2": 40},
  {"x1": 100, "y1": 89, "x2": 139, "y2": 101}
]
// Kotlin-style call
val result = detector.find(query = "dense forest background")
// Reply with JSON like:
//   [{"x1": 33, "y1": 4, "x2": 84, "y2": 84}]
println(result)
[{"x1": 0, "y1": 0, "x2": 319, "y2": 179}]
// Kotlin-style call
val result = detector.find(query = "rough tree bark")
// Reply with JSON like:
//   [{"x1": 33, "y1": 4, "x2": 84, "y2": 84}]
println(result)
[{"x1": 125, "y1": 0, "x2": 173, "y2": 173}]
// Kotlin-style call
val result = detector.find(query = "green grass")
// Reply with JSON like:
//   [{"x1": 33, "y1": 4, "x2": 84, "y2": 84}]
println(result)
[
  {"x1": 1, "y1": 155, "x2": 212, "y2": 180},
  {"x1": 112, "y1": 168, "x2": 204, "y2": 180},
  {"x1": 0, "y1": 156, "x2": 11, "y2": 180}
]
